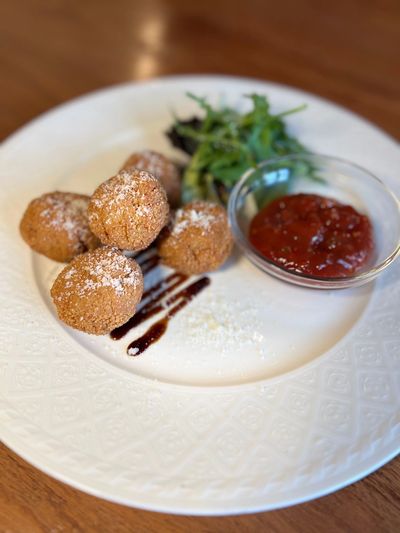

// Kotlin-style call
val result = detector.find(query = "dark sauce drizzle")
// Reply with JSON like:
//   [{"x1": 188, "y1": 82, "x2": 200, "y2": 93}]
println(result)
[
  {"x1": 139, "y1": 254, "x2": 160, "y2": 275},
  {"x1": 126, "y1": 276, "x2": 210, "y2": 356},
  {"x1": 110, "y1": 272, "x2": 188, "y2": 340},
  {"x1": 112, "y1": 249, "x2": 211, "y2": 355}
]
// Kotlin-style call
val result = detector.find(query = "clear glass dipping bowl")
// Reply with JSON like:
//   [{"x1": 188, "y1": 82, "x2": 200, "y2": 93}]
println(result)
[{"x1": 228, "y1": 153, "x2": 400, "y2": 289}]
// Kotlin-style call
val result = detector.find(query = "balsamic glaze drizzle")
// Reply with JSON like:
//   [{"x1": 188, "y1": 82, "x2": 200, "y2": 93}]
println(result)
[
  {"x1": 139, "y1": 254, "x2": 160, "y2": 275},
  {"x1": 110, "y1": 272, "x2": 188, "y2": 340},
  {"x1": 111, "y1": 249, "x2": 211, "y2": 355},
  {"x1": 126, "y1": 276, "x2": 210, "y2": 356}
]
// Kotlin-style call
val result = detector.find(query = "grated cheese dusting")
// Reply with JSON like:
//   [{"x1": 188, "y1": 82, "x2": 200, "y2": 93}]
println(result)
[
  {"x1": 128, "y1": 346, "x2": 140, "y2": 356},
  {"x1": 175, "y1": 292, "x2": 267, "y2": 359},
  {"x1": 88, "y1": 167, "x2": 169, "y2": 251},
  {"x1": 58, "y1": 248, "x2": 142, "y2": 299},
  {"x1": 171, "y1": 202, "x2": 224, "y2": 237},
  {"x1": 64, "y1": 267, "x2": 76, "y2": 280},
  {"x1": 39, "y1": 193, "x2": 92, "y2": 249},
  {"x1": 122, "y1": 150, "x2": 168, "y2": 179},
  {"x1": 136, "y1": 205, "x2": 151, "y2": 217},
  {"x1": 91, "y1": 169, "x2": 159, "y2": 213}
]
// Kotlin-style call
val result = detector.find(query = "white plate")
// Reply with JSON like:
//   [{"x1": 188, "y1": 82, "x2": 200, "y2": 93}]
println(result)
[{"x1": 0, "y1": 75, "x2": 399, "y2": 515}]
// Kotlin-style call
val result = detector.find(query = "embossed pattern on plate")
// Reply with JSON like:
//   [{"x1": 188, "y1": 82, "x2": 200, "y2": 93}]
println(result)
[{"x1": 0, "y1": 76, "x2": 399, "y2": 514}]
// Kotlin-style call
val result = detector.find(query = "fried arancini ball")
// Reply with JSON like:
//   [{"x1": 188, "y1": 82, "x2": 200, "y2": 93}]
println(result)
[
  {"x1": 120, "y1": 150, "x2": 181, "y2": 207},
  {"x1": 88, "y1": 169, "x2": 169, "y2": 252},
  {"x1": 20, "y1": 192, "x2": 100, "y2": 262},
  {"x1": 157, "y1": 201, "x2": 233, "y2": 275},
  {"x1": 51, "y1": 247, "x2": 143, "y2": 335}
]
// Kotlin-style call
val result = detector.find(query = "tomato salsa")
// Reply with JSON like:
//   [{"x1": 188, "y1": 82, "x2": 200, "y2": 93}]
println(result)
[{"x1": 249, "y1": 193, "x2": 374, "y2": 278}]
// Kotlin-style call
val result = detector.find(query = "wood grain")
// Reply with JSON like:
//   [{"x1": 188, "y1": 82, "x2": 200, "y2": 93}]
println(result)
[
  {"x1": 1, "y1": 0, "x2": 399, "y2": 531},
  {"x1": 1, "y1": 444, "x2": 399, "y2": 533}
]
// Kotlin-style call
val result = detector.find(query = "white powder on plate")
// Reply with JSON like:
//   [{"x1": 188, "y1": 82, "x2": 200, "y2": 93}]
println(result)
[{"x1": 175, "y1": 292, "x2": 267, "y2": 359}]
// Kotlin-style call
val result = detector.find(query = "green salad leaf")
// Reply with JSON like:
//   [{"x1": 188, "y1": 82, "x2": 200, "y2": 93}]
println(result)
[{"x1": 166, "y1": 93, "x2": 313, "y2": 205}]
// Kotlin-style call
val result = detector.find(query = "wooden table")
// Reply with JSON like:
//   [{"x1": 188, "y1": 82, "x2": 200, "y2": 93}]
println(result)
[{"x1": 1, "y1": 1, "x2": 399, "y2": 531}]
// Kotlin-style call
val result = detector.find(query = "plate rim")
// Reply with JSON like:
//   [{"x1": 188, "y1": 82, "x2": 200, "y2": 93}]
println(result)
[
  {"x1": 2, "y1": 74, "x2": 399, "y2": 151},
  {"x1": 1, "y1": 74, "x2": 399, "y2": 515}
]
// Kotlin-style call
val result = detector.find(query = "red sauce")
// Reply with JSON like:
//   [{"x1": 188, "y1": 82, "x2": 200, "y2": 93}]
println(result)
[{"x1": 249, "y1": 193, "x2": 374, "y2": 278}]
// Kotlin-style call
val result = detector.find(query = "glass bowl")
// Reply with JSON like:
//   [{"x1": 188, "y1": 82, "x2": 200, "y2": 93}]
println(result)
[{"x1": 228, "y1": 153, "x2": 400, "y2": 289}]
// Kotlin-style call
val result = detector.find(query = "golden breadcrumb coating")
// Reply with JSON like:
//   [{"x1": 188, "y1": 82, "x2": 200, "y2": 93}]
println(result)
[
  {"x1": 20, "y1": 191, "x2": 99, "y2": 262},
  {"x1": 88, "y1": 169, "x2": 169, "y2": 251},
  {"x1": 120, "y1": 150, "x2": 181, "y2": 208},
  {"x1": 51, "y1": 247, "x2": 143, "y2": 335},
  {"x1": 157, "y1": 201, "x2": 233, "y2": 275}
]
